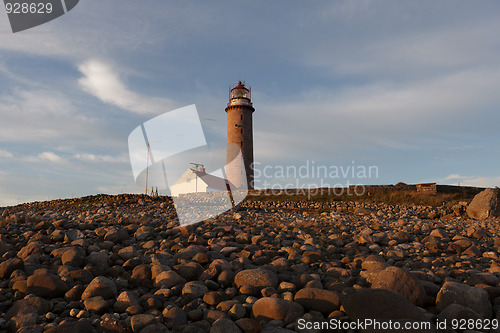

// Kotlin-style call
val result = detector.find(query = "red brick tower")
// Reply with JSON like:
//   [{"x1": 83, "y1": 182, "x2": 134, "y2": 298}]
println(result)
[{"x1": 225, "y1": 81, "x2": 255, "y2": 189}]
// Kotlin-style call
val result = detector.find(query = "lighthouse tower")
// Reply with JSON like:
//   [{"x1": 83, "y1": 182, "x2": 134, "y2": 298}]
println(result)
[{"x1": 226, "y1": 81, "x2": 255, "y2": 190}]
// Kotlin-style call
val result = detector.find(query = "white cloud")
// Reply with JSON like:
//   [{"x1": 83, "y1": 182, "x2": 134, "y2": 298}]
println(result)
[
  {"x1": 39, "y1": 151, "x2": 65, "y2": 163},
  {"x1": 442, "y1": 174, "x2": 462, "y2": 181},
  {"x1": 0, "y1": 150, "x2": 13, "y2": 158},
  {"x1": 253, "y1": 66, "x2": 500, "y2": 163},
  {"x1": 25, "y1": 151, "x2": 66, "y2": 163},
  {"x1": 78, "y1": 60, "x2": 175, "y2": 115},
  {"x1": 74, "y1": 153, "x2": 128, "y2": 163},
  {"x1": 0, "y1": 89, "x2": 98, "y2": 143},
  {"x1": 0, "y1": 19, "x2": 72, "y2": 59},
  {"x1": 331, "y1": 68, "x2": 500, "y2": 125},
  {"x1": 439, "y1": 174, "x2": 500, "y2": 188},
  {"x1": 306, "y1": 3, "x2": 500, "y2": 80},
  {"x1": 0, "y1": 2, "x2": 166, "y2": 61},
  {"x1": 96, "y1": 184, "x2": 144, "y2": 195},
  {"x1": 12, "y1": 151, "x2": 129, "y2": 165}
]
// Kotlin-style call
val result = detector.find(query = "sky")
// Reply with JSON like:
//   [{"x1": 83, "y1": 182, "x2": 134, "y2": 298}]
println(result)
[{"x1": 1, "y1": 1, "x2": 500, "y2": 206}]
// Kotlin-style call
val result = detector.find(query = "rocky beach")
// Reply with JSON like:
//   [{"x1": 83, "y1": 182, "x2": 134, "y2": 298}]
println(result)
[{"x1": 1, "y1": 188, "x2": 500, "y2": 333}]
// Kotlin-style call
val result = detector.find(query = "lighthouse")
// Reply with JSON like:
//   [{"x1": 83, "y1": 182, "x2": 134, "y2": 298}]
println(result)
[{"x1": 226, "y1": 81, "x2": 255, "y2": 190}]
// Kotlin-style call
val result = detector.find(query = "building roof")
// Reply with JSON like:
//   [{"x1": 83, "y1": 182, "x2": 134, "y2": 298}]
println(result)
[
  {"x1": 172, "y1": 168, "x2": 237, "y2": 191},
  {"x1": 194, "y1": 170, "x2": 237, "y2": 191},
  {"x1": 416, "y1": 182, "x2": 437, "y2": 186},
  {"x1": 172, "y1": 168, "x2": 198, "y2": 186}
]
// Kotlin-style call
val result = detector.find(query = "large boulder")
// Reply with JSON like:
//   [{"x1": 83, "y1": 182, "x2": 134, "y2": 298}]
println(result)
[
  {"x1": 130, "y1": 314, "x2": 156, "y2": 333},
  {"x1": 8, "y1": 312, "x2": 39, "y2": 332},
  {"x1": 341, "y1": 288, "x2": 436, "y2": 333},
  {"x1": 234, "y1": 268, "x2": 278, "y2": 294},
  {"x1": 45, "y1": 320, "x2": 94, "y2": 333},
  {"x1": 6, "y1": 295, "x2": 50, "y2": 320},
  {"x1": 182, "y1": 281, "x2": 209, "y2": 302},
  {"x1": 81, "y1": 276, "x2": 117, "y2": 300},
  {"x1": 104, "y1": 227, "x2": 129, "y2": 243},
  {"x1": 210, "y1": 318, "x2": 243, "y2": 333},
  {"x1": 84, "y1": 296, "x2": 109, "y2": 313},
  {"x1": 61, "y1": 247, "x2": 85, "y2": 267},
  {"x1": 0, "y1": 258, "x2": 24, "y2": 279},
  {"x1": 114, "y1": 291, "x2": 140, "y2": 312},
  {"x1": 369, "y1": 266, "x2": 427, "y2": 306},
  {"x1": 467, "y1": 188, "x2": 500, "y2": 219},
  {"x1": 437, "y1": 304, "x2": 482, "y2": 323},
  {"x1": 294, "y1": 288, "x2": 341, "y2": 314},
  {"x1": 154, "y1": 270, "x2": 186, "y2": 288},
  {"x1": 436, "y1": 281, "x2": 492, "y2": 319},
  {"x1": 252, "y1": 297, "x2": 304, "y2": 324},
  {"x1": 26, "y1": 273, "x2": 68, "y2": 298}
]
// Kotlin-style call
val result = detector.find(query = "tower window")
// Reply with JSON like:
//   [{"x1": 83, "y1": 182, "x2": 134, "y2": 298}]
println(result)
[
  {"x1": 240, "y1": 129, "x2": 242, "y2": 134},
  {"x1": 241, "y1": 141, "x2": 243, "y2": 147},
  {"x1": 240, "y1": 115, "x2": 243, "y2": 121}
]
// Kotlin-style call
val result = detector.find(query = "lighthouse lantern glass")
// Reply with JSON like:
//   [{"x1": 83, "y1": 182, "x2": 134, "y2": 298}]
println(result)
[{"x1": 231, "y1": 88, "x2": 248, "y2": 99}]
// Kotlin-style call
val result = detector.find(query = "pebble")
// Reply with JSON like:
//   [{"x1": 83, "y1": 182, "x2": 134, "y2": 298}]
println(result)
[
  {"x1": 341, "y1": 288, "x2": 435, "y2": 330},
  {"x1": 130, "y1": 313, "x2": 156, "y2": 332},
  {"x1": 252, "y1": 297, "x2": 304, "y2": 324},
  {"x1": 235, "y1": 268, "x2": 278, "y2": 292},
  {"x1": 294, "y1": 288, "x2": 341, "y2": 314},
  {"x1": 210, "y1": 317, "x2": 243, "y2": 333},
  {"x1": 368, "y1": 266, "x2": 427, "y2": 306},
  {"x1": 84, "y1": 296, "x2": 109, "y2": 313},
  {"x1": 154, "y1": 270, "x2": 186, "y2": 288},
  {"x1": 26, "y1": 273, "x2": 68, "y2": 298},
  {"x1": 81, "y1": 276, "x2": 117, "y2": 300},
  {"x1": 436, "y1": 281, "x2": 492, "y2": 319},
  {"x1": 0, "y1": 190, "x2": 499, "y2": 332}
]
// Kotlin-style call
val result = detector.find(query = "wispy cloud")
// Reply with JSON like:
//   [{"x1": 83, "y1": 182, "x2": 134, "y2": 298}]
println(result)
[
  {"x1": 24, "y1": 151, "x2": 66, "y2": 163},
  {"x1": 78, "y1": 59, "x2": 175, "y2": 115},
  {"x1": 306, "y1": 3, "x2": 500, "y2": 78},
  {"x1": 254, "y1": 66, "x2": 500, "y2": 163},
  {"x1": 74, "y1": 153, "x2": 128, "y2": 163},
  {"x1": 0, "y1": 89, "x2": 97, "y2": 143},
  {"x1": 439, "y1": 174, "x2": 500, "y2": 188},
  {"x1": 6, "y1": 151, "x2": 128, "y2": 165},
  {"x1": 0, "y1": 150, "x2": 13, "y2": 158}
]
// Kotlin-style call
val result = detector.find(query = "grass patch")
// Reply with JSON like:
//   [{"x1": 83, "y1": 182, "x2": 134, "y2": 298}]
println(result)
[{"x1": 245, "y1": 186, "x2": 478, "y2": 208}]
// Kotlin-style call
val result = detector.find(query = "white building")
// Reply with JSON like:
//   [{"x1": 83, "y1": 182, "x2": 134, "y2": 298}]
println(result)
[{"x1": 170, "y1": 167, "x2": 237, "y2": 197}]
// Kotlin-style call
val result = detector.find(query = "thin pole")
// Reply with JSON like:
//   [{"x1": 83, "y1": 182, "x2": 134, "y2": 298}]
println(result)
[{"x1": 145, "y1": 143, "x2": 150, "y2": 195}]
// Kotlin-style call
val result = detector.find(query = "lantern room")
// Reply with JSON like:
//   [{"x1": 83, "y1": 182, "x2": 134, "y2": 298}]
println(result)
[{"x1": 228, "y1": 81, "x2": 252, "y2": 107}]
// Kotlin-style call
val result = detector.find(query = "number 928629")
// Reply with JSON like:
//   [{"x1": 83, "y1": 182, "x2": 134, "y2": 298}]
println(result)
[{"x1": 5, "y1": 2, "x2": 53, "y2": 14}]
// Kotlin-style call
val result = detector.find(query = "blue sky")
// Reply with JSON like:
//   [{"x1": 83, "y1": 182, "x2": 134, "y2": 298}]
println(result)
[{"x1": 1, "y1": 1, "x2": 500, "y2": 206}]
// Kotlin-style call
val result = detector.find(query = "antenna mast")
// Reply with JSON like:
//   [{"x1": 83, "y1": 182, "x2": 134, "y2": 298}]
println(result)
[
  {"x1": 190, "y1": 163, "x2": 204, "y2": 193},
  {"x1": 145, "y1": 143, "x2": 150, "y2": 195}
]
